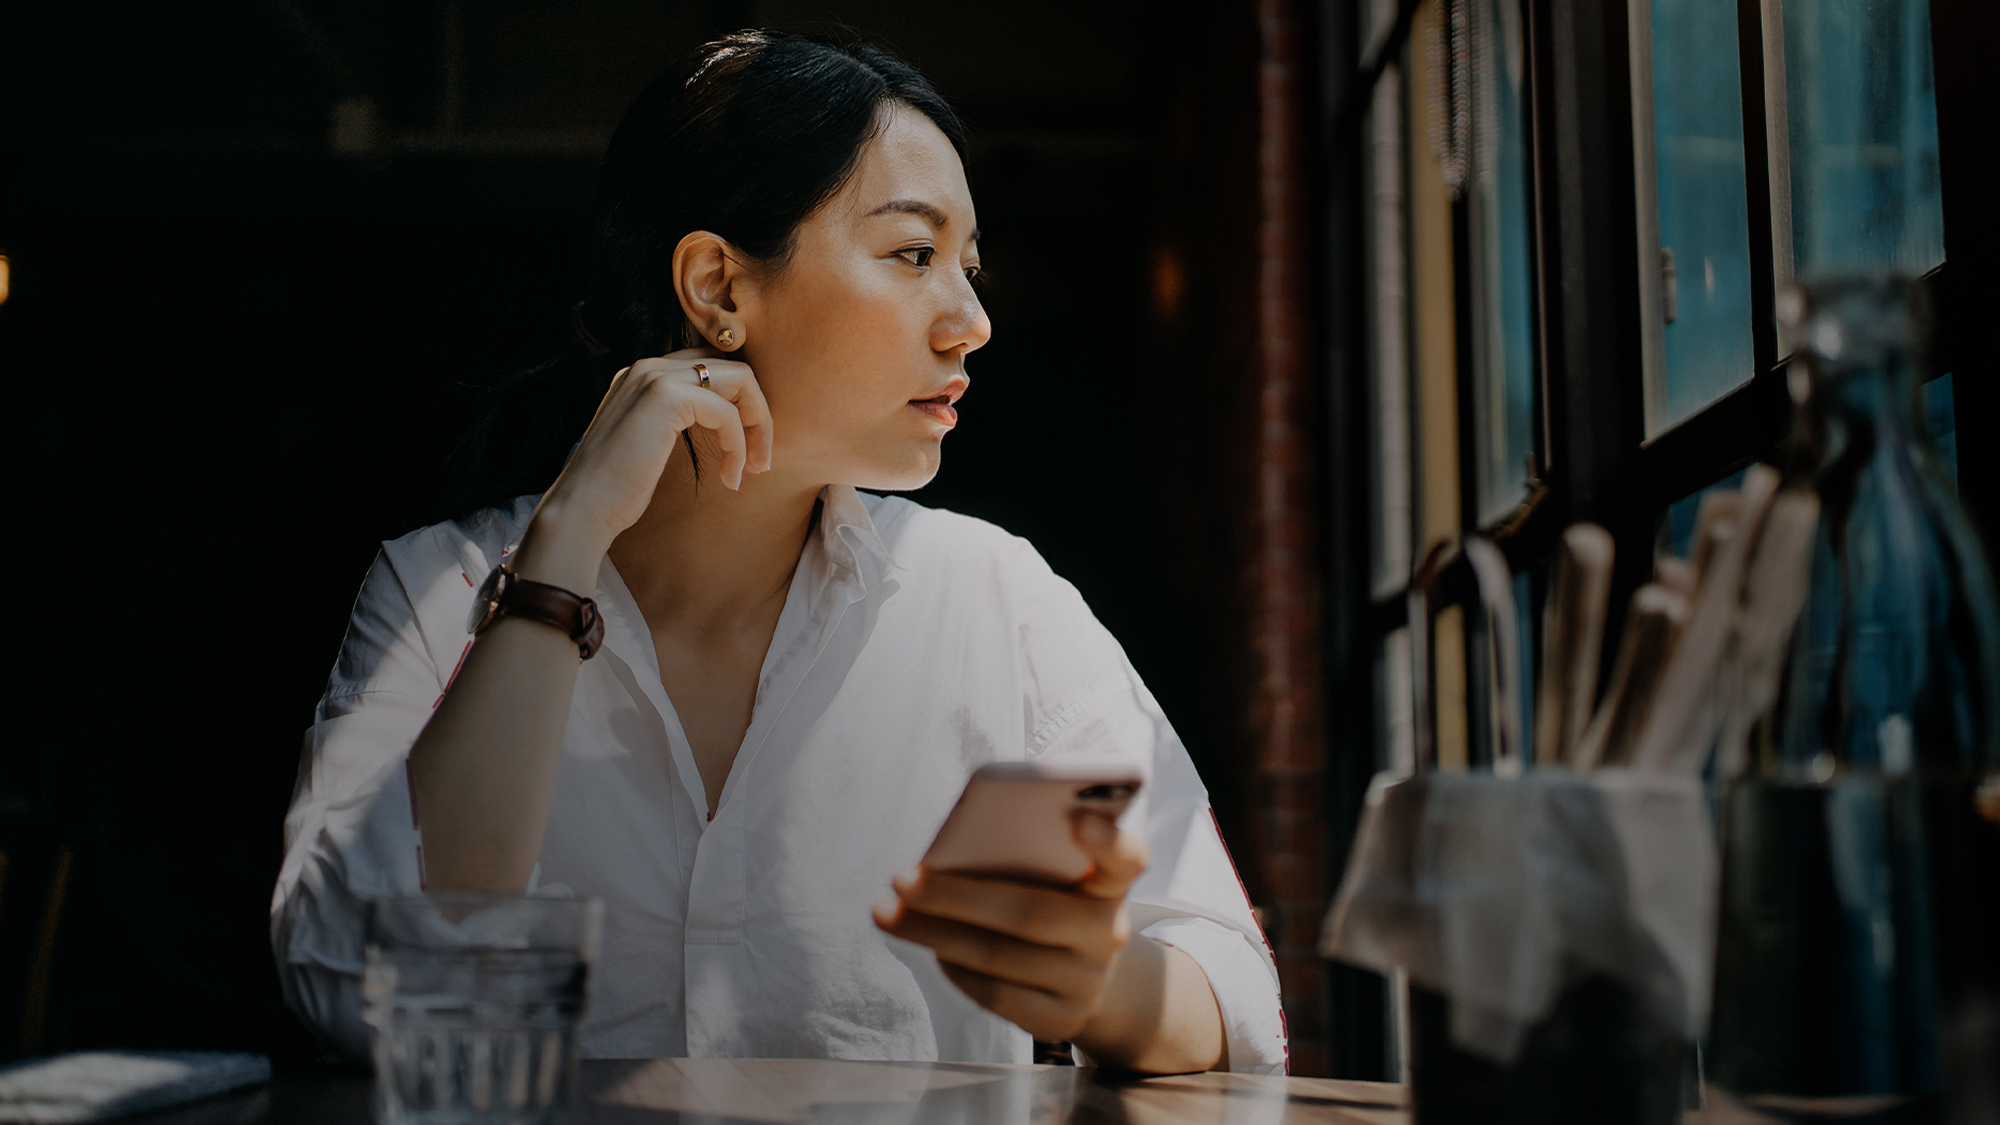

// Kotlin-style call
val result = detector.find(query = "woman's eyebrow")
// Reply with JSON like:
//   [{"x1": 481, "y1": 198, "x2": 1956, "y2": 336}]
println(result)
[{"x1": 867, "y1": 198, "x2": 980, "y2": 242}]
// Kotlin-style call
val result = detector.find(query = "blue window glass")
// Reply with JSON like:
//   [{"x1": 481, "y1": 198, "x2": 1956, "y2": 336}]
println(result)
[
  {"x1": 1645, "y1": 0, "x2": 1757, "y2": 430},
  {"x1": 1663, "y1": 374, "x2": 1953, "y2": 557},
  {"x1": 1665, "y1": 466, "x2": 1751, "y2": 560},
  {"x1": 1781, "y1": 0, "x2": 1944, "y2": 276},
  {"x1": 1470, "y1": 0, "x2": 1536, "y2": 524}
]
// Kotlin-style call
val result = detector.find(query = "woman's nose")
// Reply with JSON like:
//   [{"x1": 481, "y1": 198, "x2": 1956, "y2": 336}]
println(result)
[{"x1": 936, "y1": 281, "x2": 992, "y2": 356}]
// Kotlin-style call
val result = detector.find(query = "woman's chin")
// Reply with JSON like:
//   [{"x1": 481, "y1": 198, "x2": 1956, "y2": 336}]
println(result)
[{"x1": 847, "y1": 447, "x2": 944, "y2": 493}]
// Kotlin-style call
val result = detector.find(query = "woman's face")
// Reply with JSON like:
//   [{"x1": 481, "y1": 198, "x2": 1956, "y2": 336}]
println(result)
[{"x1": 734, "y1": 104, "x2": 990, "y2": 491}]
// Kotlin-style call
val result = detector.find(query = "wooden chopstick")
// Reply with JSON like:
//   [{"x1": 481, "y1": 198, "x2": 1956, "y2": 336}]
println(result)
[
  {"x1": 1632, "y1": 465, "x2": 1781, "y2": 773},
  {"x1": 1574, "y1": 583, "x2": 1691, "y2": 770},
  {"x1": 1532, "y1": 524, "x2": 1614, "y2": 768}
]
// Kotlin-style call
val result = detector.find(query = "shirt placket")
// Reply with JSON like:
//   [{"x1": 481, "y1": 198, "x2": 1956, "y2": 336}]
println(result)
[
  {"x1": 589, "y1": 560, "x2": 713, "y2": 835},
  {"x1": 591, "y1": 496, "x2": 887, "y2": 1056},
  {"x1": 681, "y1": 556, "x2": 831, "y2": 942},
  {"x1": 682, "y1": 541, "x2": 876, "y2": 1054}
]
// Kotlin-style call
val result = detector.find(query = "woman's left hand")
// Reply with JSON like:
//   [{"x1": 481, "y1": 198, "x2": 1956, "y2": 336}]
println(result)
[{"x1": 871, "y1": 813, "x2": 1147, "y2": 1043}]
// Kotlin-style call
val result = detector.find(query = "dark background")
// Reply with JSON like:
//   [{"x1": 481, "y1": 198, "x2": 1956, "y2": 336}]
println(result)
[{"x1": 0, "y1": 1, "x2": 1278, "y2": 1061}]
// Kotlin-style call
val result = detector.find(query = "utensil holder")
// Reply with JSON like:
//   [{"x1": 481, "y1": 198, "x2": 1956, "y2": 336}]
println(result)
[{"x1": 1408, "y1": 975, "x2": 1686, "y2": 1125}]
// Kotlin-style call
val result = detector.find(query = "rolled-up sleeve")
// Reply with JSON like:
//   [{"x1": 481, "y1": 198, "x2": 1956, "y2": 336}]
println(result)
[
  {"x1": 1042, "y1": 682, "x2": 1288, "y2": 1074},
  {"x1": 1123, "y1": 687, "x2": 1289, "y2": 1075},
  {"x1": 1012, "y1": 539, "x2": 1288, "y2": 1074},
  {"x1": 271, "y1": 543, "x2": 455, "y2": 1059}
]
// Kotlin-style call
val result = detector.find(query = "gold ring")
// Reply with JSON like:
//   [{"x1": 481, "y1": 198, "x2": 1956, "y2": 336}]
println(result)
[{"x1": 692, "y1": 363, "x2": 710, "y2": 389}]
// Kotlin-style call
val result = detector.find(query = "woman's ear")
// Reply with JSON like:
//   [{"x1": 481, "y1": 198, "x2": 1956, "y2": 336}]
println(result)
[{"x1": 671, "y1": 230, "x2": 752, "y2": 351}]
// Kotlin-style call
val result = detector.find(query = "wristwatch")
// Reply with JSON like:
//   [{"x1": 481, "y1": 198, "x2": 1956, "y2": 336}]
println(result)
[{"x1": 466, "y1": 563, "x2": 605, "y2": 660}]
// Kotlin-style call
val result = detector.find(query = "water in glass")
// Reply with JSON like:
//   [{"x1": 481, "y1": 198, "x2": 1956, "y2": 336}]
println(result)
[{"x1": 363, "y1": 896, "x2": 599, "y2": 1125}]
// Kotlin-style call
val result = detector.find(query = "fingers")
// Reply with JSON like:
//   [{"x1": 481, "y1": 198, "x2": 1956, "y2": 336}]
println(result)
[
  {"x1": 889, "y1": 869, "x2": 1126, "y2": 962},
  {"x1": 676, "y1": 387, "x2": 751, "y2": 490},
  {"x1": 724, "y1": 373, "x2": 774, "y2": 475},
  {"x1": 625, "y1": 354, "x2": 754, "y2": 400},
  {"x1": 877, "y1": 907, "x2": 1103, "y2": 1001},
  {"x1": 872, "y1": 862, "x2": 1138, "y2": 1043},
  {"x1": 1074, "y1": 817, "x2": 1150, "y2": 900},
  {"x1": 619, "y1": 355, "x2": 770, "y2": 489},
  {"x1": 663, "y1": 355, "x2": 774, "y2": 474},
  {"x1": 938, "y1": 963, "x2": 1089, "y2": 1043}
]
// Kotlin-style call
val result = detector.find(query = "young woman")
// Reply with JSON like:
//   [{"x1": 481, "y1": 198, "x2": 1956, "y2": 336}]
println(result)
[{"x1": 271, "y1": 30, "x2": 1286, "y2": 1075}]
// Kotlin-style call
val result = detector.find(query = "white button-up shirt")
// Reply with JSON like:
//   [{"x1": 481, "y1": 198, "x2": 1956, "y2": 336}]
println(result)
[{"x1": 270, "y1": 486, "x2": 1287, "y2": 1073}]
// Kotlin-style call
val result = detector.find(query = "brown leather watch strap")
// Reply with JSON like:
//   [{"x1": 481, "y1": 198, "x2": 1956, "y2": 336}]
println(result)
[{"x1": 474, "y1": 565, "x2": 605, "y2": 660}]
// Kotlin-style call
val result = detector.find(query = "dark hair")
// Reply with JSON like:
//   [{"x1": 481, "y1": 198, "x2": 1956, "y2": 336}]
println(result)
[{"x1": 448, "y1": 30, "x2": 967, "y2": 515}]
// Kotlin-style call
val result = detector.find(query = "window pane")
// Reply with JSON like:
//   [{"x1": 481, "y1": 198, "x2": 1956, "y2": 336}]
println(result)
[
  {"x1": 1781, "y1": 0, "x2": 1945, "y2": 276},
  {"x1": 1646, "y1": 0, "x2": 1756, "y2": 429},
  {"x1": 1469, "y1": 0, "x2": 1536, "y2": 524},
  {"x1": 1661, "y1": 377, "x2": 1953, "y2": 557}
]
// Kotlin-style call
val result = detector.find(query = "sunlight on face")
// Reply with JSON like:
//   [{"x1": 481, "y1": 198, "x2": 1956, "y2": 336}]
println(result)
[{"x1": 739, "y1": 104, "x2": 991, "y2": 491}]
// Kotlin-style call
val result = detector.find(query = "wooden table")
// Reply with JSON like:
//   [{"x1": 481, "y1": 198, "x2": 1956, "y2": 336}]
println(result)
[
  {"x1": 580, "y1": 1059, "x2": 1409, "y2": 1123},
  {"x1": 134, "y1": 1058, "x2": 1810, "y2": 1123},
  {"x1": 161, "y1": 1058, "x2": 1410, "y2": 1124}
]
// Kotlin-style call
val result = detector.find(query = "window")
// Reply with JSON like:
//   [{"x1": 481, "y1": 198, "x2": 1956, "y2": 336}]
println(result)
[
  {"x1": 1777, "y1": 0, "x2": 1944, "y2": 280},
  {"x1": 1463, "y1": 0, "x2": 1538, "y2": 524},
  {"x1": 1320, "y1": 0, "x2": 1987, "y2": 1081},
  {"x1": 1632, "y1": 0, "x2": 1757, "y2": 431}
]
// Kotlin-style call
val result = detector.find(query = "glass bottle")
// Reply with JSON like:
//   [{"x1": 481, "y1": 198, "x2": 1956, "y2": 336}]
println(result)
[{"x1": 1709, "y1": 274, "x2": 2000, "y2": 1122}]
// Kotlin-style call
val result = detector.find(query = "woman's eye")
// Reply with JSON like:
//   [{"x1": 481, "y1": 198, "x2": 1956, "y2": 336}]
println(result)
[
  {"x1": 898, "y1": 247, "x2": 936, "y2": 268},
  {"x1": 964, "y1": 266, "x2": 985, "y2": 290}
]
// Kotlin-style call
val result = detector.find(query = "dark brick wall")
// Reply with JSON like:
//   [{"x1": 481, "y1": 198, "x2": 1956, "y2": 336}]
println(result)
[{"x1": 1157, "y1": 0, "x2": 1332, "y2": 1077}]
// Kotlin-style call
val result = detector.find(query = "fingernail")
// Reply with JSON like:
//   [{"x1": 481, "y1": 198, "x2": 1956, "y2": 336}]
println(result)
[
  {"x1": 892, "y1": 866, "x2": 922, "y2": 890},
  {"x1": 871, "y1": 896, "x2": 902, "y2": 925}
]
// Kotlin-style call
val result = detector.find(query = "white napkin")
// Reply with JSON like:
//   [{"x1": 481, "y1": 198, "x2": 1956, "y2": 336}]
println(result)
[{"x1": 1320, "y1": 769, "x2": 1715, "y2": 1065}]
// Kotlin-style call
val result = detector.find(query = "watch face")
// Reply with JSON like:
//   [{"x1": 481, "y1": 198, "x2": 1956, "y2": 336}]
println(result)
[{"x1": 467, "y1": 566, "x2": 505, "y2": 634}]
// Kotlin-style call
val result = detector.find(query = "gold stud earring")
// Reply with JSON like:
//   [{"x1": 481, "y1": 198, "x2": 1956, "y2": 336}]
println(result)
[{"x1": 717, "y1": 327, "x2": 737, "y2": 349}]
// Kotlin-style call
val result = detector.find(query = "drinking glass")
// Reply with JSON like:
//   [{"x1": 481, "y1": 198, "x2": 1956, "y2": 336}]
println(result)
[{"x1": 363, "y1": 895, "x2": 602, "y2": 1125}]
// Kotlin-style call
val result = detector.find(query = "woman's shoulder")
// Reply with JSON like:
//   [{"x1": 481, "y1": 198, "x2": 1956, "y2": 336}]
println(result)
[
  {"x1": 858, "y1": 493, "x2": 1058, "y2": 582},
  {"x1": 855, "y1": 493, "x2": 1103, "y2": 636},
  {"x1": 374, "y1": 494, "x2": 541, "y2": 593},
  {"x1": 861, "y1": 494, "x2": 1143, "y2": 726}
]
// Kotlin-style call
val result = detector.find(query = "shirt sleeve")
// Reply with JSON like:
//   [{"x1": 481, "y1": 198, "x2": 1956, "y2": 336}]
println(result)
[
  {"x1": 1008, "y1": 541, "x2": 1289, "y2": 1075},
  {"x1": 1127, "y1": 725, "x2": 1291, "y2": 1076},
  {"x1": 270, "y1": 542, "x2": 457, "y2": 1060}
]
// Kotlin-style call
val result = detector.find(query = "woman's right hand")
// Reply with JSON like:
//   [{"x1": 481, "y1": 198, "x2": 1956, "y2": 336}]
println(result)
[
  {"x1": 539, "y1": 347, "x2": 774, "y2": 544},
  {"x1": 414, "y1": 346, "x2": 767, "y2": 894}
]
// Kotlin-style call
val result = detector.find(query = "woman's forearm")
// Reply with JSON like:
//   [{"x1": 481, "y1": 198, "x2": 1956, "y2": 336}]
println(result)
[
  {"x1": 1072, "y1": 937, "x2": 1228, "y2": 1074},
  {"x1": 406, "y1": 505, "x2": 612, "y2": 893}
]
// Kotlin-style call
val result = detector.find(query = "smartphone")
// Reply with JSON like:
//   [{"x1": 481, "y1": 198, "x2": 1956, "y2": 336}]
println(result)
[{"x1": 920, "y1": 761, "x2": 1143, "y2": 887}]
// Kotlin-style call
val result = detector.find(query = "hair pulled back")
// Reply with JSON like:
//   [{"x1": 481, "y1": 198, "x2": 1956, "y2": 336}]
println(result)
[{"x1": 450, "y1": 30, "x2": 967, "y2": 516}]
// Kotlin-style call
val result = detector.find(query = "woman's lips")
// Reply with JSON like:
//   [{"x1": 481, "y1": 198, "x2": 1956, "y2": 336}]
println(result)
[{"x1": 910, "y1": 398, "x2": 958, "y2": 426}]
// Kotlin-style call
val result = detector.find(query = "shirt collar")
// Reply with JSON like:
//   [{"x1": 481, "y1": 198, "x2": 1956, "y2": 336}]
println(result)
[
  {"x1": 496, "y1": 484, "x2": 904, "y2": 600},
  {"x1": 815, "y1": 485, "x2": 899, "y2": 601},
  {"x1": 497, "y1": 486, "x2": 899, "y2": 603}
]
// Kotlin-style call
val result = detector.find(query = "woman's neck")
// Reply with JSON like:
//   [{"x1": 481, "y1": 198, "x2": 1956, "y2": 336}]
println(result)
[{"x1": 607, "y1": 446, "x2": 823, "y2": 638}]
